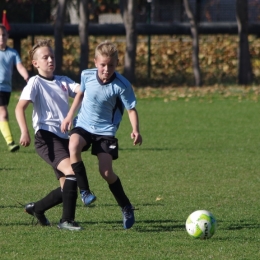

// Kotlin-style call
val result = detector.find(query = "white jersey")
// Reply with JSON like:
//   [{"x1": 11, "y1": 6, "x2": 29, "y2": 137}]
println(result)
[{"x1": 20, "y1": 74, "x2": 78, "y2": 139}]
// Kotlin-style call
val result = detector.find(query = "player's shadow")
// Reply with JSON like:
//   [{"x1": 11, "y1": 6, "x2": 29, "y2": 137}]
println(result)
[
  {"x1": 119, "y1": 147, "x2": 174, "y2": 152},
  {"x1": 135, "y1": 219, "x2": 184, "y2": 233},
  {"x1": 0, "y1": 204, "x2": 24, "y2": 209},
  {"x1": 226, "y1": 222, "x2": 260, "y2": 230}
]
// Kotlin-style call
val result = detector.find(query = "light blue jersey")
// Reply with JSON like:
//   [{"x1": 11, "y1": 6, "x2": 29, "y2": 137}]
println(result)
[
  {"x1": 0, "y1": 47, "x2": 21, "y2": 92},
  {"x1": 76, "y1": 69, "x2": 136, "y2": 136}
]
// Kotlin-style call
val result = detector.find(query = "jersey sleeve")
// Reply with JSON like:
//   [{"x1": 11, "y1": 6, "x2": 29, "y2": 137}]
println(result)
[
  {"x1": 19, "y1": 77, "x2": 38, "y2": 102},
  {"x1": 14, "y1": 49, "x2": 22, "y2": 65},
  {"x1": 119, "y1": 82, "x2": 137, "y2": 110},
  {"x1": 63, "y1": 76, "x2": 79, "y2": 98}
]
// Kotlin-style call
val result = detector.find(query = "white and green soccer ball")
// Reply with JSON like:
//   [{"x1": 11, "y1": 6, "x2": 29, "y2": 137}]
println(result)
[{"x1": 185, "y1": 210, "x2": 217, "y2": 239}]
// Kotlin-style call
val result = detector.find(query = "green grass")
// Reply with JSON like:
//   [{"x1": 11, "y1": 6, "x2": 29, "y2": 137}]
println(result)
[{"x1": 1, "y1": 91, "x2": 260, "y2": 259}]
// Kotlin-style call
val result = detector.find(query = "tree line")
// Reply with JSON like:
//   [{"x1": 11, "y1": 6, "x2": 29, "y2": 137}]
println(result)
[{"x1": 1, "y1": 0, "x2": 254, "y2": 86}]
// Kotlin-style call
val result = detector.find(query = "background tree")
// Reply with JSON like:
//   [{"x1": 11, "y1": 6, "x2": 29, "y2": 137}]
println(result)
[
  {"x1": 183, "y1": 0, "x2": 201, "y2": 86},
  {"x1": 120, "y1": 0, "x2": 137, "y2": 84},
  {"x1": 68, "y1": 0, "x2": 79, "y2": 24},
  {"x1": 54, "y1": 0, "x2": 68, "y2": 75},
  {"x1": 236, "y1": 0, "x2": 253, "y2": 85},
  {"x1": 78, "y1": 0, "x2": 89, "y2": 72}
]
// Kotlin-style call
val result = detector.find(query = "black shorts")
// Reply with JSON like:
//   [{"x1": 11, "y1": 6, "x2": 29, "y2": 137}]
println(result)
[
  {"x1": 70, "y1": 127, "x2": 119, "y2": 160},
  {"x1": 0, "y1": 91, "x2": 11, "y2": 106},
  {"x1": 35, "y1": 129, "x2": 69, "y2": 179}
]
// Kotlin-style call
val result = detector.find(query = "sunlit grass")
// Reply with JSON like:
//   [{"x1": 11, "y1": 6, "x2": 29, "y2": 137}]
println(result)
[{"x1": 0, "y1": 91, "x2": 260, "y2": 259}]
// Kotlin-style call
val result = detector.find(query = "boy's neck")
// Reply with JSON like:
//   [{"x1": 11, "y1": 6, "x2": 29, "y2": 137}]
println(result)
[
  {"x1": 0, "y1": 45, "x2": 7, "y2": 51},
  {"x1": 38, "y1": 74, "x2": 54, "y2": 81}
]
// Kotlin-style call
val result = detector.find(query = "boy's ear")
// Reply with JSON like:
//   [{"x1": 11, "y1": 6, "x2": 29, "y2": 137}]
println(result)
[{"x1": 32, "y1": 60, "x2": 38, "y2": 68}]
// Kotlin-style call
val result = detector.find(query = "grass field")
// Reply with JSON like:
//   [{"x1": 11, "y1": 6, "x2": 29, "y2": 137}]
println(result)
[{"x1": 0, "y1": 90, "x2": 260, "y2": 259}]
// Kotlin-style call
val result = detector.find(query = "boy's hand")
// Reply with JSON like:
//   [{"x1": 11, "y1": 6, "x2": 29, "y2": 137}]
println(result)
[
  {"x1": 61, "y1": 117, "x2": 72, "y2": 133},
  {"x1": 20, "y1": 132, "x2": 31, "y2": 147},
  {"x1": 131, "y1": 132, "x2": 142, "y2": 146}
]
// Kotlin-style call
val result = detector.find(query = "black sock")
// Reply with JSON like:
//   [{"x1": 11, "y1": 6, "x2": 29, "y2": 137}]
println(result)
[
  {"x1": 109, "y1": 177, "x2": 131, "y2": 208},
  {"x1": 34, "y1": 187, "x2": 62, "y2": 214},
  {"x1": 71, "y1": 161, "x2": 90, "y2": 192},
  {"x1": 61, "y1": 175, "x2": 78, "y2": 222}
]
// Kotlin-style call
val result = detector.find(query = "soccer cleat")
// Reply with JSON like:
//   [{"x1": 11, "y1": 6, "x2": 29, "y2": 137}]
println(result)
[
  {"x1": 25, "y1": 202, "x2": 50, "y2": 226},
  {"x1": 122, "y1": 205, "x2": 135, "y2": 229},
  {"x1": 57, "y1": 220, "x2": 82, "y2": 231},
  {"x1": 8, "y1": 142, "x2": 20, "y2": 152},
  {"x1": 80, "y1": 190, "x2": 96, "y2": 206}
]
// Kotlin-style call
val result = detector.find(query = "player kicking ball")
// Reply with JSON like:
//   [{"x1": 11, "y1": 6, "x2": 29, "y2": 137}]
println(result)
[{"x1": 61, "y1": 40, "x2": 142, "y2": 229}]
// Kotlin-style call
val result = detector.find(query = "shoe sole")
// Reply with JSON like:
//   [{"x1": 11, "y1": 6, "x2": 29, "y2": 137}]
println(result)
[
  {"x1": 82, "y1": 196, "x2": 97, "y2": 206},
  {"x1": 57, "y1": 224, "x2": 82, "y2": 231},
  {"x1": 25, "y1": 209, "x2": 50, "y2": 226},
  {"x1": 9, "y1": 146, "x2": 20, "y2": 152}
]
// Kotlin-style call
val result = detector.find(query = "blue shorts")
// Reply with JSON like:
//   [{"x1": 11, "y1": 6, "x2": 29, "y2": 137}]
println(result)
[
  {"x1": 70, "y1": 127, "x2": 119, "y2": 160},
  {"x1": 0, "y1": 91, "x2": 11, "y2": 106}
]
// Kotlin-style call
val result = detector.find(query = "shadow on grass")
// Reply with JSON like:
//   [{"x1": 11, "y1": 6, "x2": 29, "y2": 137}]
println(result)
[
  {"x1": 226, "y1": 223, "x2": 260, "y2": 230},
  {"x1": 135, "y1": 219, "x2": 184, "y2": 233},
  {"x1": 0, "y1": 167, "x2": 16, "y2": 171}
]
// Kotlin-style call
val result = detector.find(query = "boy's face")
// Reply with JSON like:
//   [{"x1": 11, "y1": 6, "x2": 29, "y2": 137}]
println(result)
[
  {"x1": 32, "y1": 46, "x2": 55, "y2": 78},
  {"x1": 94, "y1": 54, "x2": 118, "y2": 83},
  {"x1": 0, "y1": 28, "x2": 8, "y2": 50}
]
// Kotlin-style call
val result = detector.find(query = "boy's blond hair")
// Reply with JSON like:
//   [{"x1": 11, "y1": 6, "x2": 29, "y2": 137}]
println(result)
[
  {"x1": 29, "y1": 39, "x2": 53, "y2": 60},
  {"x1": 95, "y1": 40, "x2": 118, "y2": 59}
]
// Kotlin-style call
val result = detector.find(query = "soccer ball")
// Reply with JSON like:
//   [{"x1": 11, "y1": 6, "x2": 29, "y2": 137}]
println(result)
[{"x1": 185, "y1": 210, "x2": 217, "y2": 239}]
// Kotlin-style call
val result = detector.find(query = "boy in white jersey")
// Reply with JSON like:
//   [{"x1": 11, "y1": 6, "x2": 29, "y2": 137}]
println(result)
[
  {"x1": 61, "y1": 40, "x2": 142, "y2": 229},
  {"x1": 0, "y1": 24, "x2": 29, "y2": 152},
  {"x1": 15, "y1": 39, "x2": 95, "y2": 230}
]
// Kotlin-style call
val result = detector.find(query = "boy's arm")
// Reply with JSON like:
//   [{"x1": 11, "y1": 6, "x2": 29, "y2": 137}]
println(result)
[
  {"x1": 16, "y1": 63, "x2": 29, "y2": 82},
  {"x1": 15, "y1": 100, "x2": 31, "y2": 147},
  {"x1": 74, "y1": 84, "x2": 80, "y2": 94},
  {"x1": 61, "y1": 90, "x2": 84, "y2": 133},
  {"x1": 127, "y1": 108, "x2": 142, "y2": 146}
]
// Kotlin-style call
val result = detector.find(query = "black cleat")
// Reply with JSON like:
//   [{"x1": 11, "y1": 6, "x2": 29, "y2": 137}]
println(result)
[{"x1": 25, "y1": 202, "x2": 50, "y2": 226}]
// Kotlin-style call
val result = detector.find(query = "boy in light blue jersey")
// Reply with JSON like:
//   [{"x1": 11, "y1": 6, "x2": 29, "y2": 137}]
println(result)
[
  {"x1": 0, "y1": 24, "x2": 29, "y2": 152},
  {"x1": 61, "y1": 40, "x2": 142, "y2": 229}
]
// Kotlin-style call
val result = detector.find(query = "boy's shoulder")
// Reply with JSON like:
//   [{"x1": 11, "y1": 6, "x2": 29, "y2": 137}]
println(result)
[
  {"x1": 81, "y1": 68, "x2": 97, "y2": 77},
  {"x1": 114, "y1": 71, "x2": 131, "y2": 88},
  {"x1": 4, "y1": 46, "x2": 19, "y2": 55}
]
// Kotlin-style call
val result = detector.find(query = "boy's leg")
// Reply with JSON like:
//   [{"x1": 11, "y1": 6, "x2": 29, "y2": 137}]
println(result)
[
  {"x1": 0, "y1": 92, "x2": 19, "y2": 152},
  {"x1": 25, "y1": 187, "x2": 62, "y2": 226},
  {"x1": 98, "y1": 153, "x2": 135, "y2": 229},
  {"x1": 71, "y1": 161, "x2": 96, "y2": 206},
  {"x1": 69, "y1": 131, "x2": 96, "y2": 206},
  {"x1": 57, "y1": 175, "x2": 81, "y2": 231},
  {"x1": 56, "y1": 158, "x2": 81, "y2": 230},
  {"x1": 0, "y1": 115, "x2": 19, "y2": 152}
]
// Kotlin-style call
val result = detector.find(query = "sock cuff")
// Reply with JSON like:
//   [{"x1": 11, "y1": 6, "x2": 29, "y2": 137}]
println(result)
[
  {"x1": 71, "y1": 161, "x2": 86, "y2": 175},
  {"x1": 109, "y1": 177, "x2": 120, "y2": 188},
  {"x1": 65, "y1": 174, "x2": 77, "y2": 182}
]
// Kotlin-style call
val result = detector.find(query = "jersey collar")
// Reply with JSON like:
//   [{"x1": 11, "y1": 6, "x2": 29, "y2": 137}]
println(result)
[
  {"x1": 96, "y1": 71, "x2": 116, "y2": 85},
  {"x1": 38, "y1": 74, "x2": 55, "y2": 81}
]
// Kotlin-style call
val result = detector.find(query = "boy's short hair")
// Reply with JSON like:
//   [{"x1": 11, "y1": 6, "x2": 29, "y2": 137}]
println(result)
[
  {"x1": 0, "y1": 24, "x2": 8, "y2": 32},
  {"x1": 95, "y1": 40, "x2": 118, "y2": 60},
  {"x1": 29, "y1": 39, "x2": 53, "y2": 60}
]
